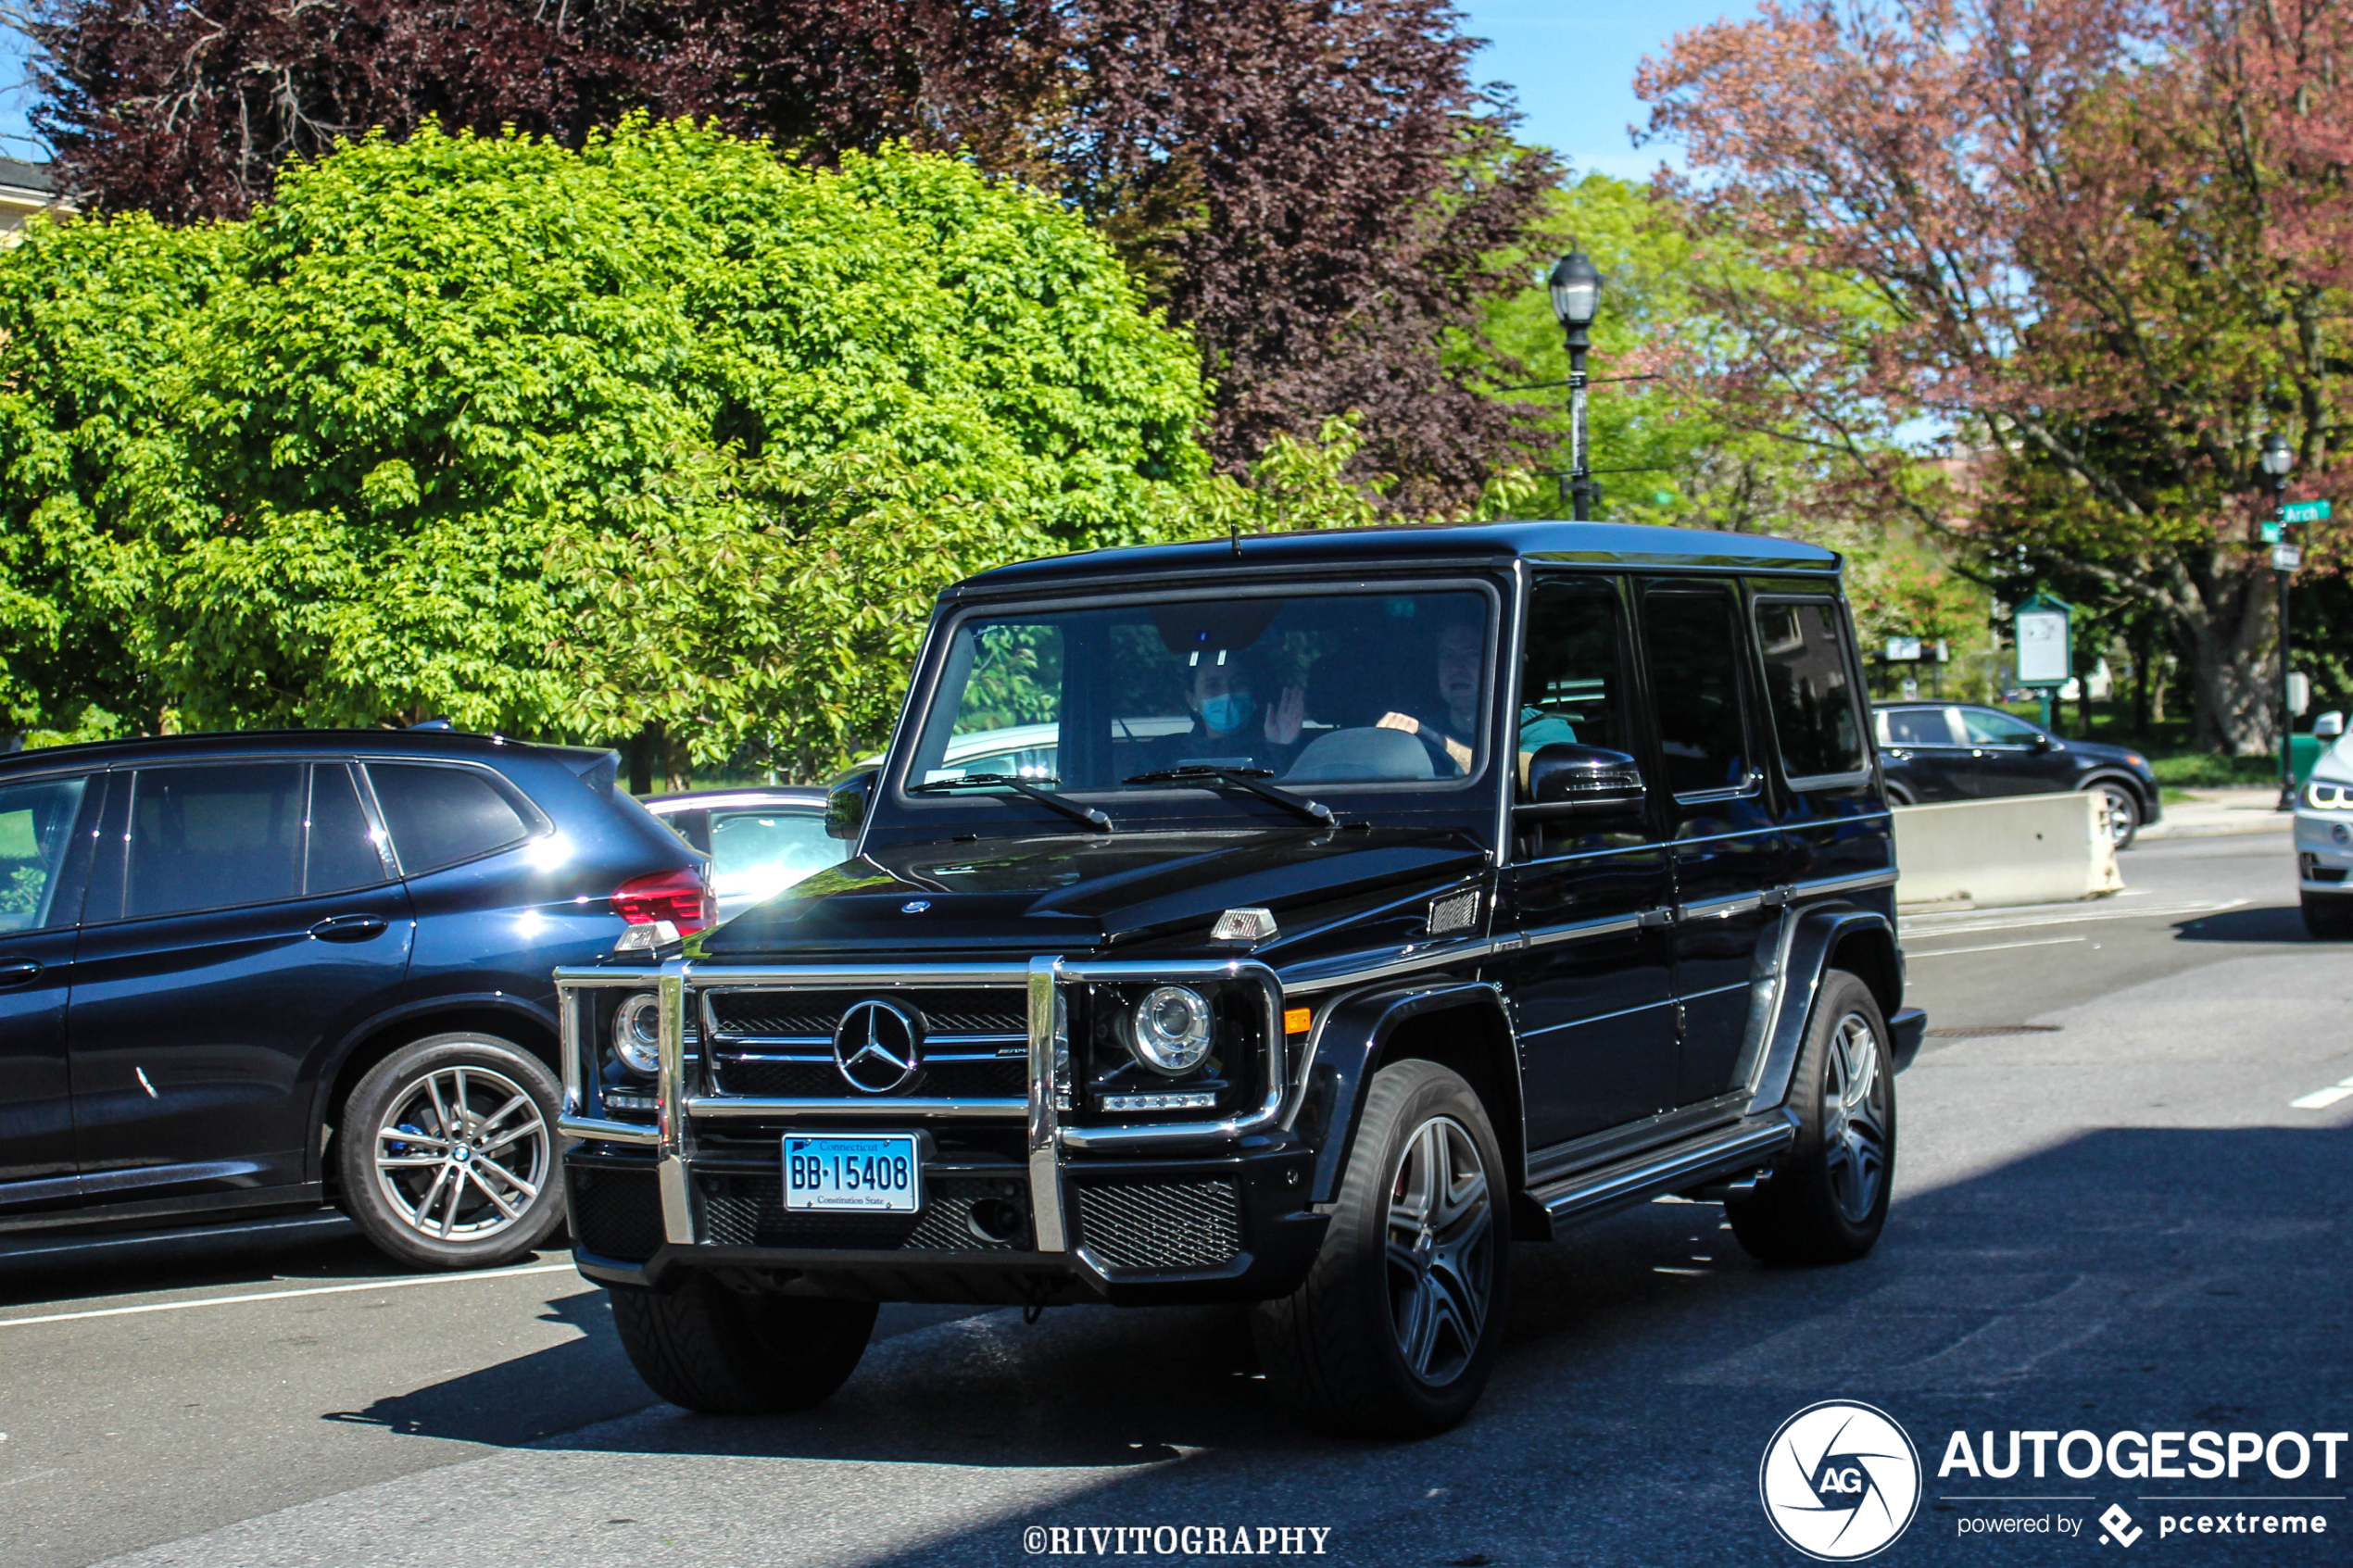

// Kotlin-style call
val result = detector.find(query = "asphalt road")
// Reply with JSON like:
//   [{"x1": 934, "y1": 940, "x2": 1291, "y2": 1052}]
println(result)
[{"x1": 6, "y1": 828, "x2": 2347, "y2": 1568}]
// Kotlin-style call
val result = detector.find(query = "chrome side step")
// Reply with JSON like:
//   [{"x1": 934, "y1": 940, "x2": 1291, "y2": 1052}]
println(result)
[{"x1": 1521, "y1": 1113, "x2": 1797, "y2": 1240}]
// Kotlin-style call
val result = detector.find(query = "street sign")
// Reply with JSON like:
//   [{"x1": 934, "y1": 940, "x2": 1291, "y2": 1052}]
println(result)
[
  {"x1": 2284, "y1": 499, "x2": 2332, "y2": 524},
  {"x1": 2274, "y1": 544, "x2": 2303, "y2": 571},
  {"x1": 2014, "y1": 594, "x2": 2073, "y2": 687},
  {"x1": 2262, "y1": 521, "x2": 2284, "y2": 544},
  {"x1": 1884, "y1": 635, "x2": 1923, "y2": 661}
]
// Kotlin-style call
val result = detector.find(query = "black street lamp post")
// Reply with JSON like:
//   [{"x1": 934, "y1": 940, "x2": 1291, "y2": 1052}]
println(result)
[
  {"x1": 2263, "y1": 432, "x2": 2296, "y2": 809},
  {"x1": 1548, "y1": 250, "x2": 1604, "y2": 521}
]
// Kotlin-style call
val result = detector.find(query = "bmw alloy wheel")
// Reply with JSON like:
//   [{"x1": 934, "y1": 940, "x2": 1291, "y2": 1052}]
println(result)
[
  {"x1": 1384, "y1": 1114, "x2": 1496, "y2": 1386},
  {"x1": 373, "y1": 1065, "x2": 551, "y2": 1242},
  {"x1": 1819, "y1": 1012, "x2": 1889, "y2": 1224}
]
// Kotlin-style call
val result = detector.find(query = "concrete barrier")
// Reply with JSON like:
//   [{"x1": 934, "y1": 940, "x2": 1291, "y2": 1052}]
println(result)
[{"x1": 1893, "y1": 792, "x2": 2122, "y2": 909}]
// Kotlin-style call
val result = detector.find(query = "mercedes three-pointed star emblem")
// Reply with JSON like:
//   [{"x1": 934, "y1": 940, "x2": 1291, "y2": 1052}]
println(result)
[{"x1": 833, "y1": 998, "x2": 922, "y2": 1094}]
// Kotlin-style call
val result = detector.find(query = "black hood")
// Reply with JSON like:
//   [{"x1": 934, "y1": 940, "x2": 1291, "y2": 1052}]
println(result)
[{"x1": 694, "y1": 828, "x2": 1491, "y2": 960}]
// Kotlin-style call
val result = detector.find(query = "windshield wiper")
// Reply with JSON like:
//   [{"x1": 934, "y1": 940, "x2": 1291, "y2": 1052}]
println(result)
[
  {"x1": 1121, "y1": 765, "x2": 1353, "y2": 828},
  {"x1": 909, "y1": 772, "x2": 1114, "y2": 833}
]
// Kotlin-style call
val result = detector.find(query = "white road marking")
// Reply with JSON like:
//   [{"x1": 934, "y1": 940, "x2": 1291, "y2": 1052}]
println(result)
[
  {"x1": 2290, "y1": 1078, "x2": 2353, "y2": 1110},
  {"x1": 0, "y1": 1261, "x2": 577, "y2": 1329},
  {"x1": 1903, "y1": 897, "x2": 2246, "y2": 938},
  {"x1": 1908, "y1": 936, "x2": 2089, "y2": 958}
]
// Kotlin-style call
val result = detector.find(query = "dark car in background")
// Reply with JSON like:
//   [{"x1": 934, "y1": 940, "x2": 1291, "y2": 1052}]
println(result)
[
  {"x1": 1872, "y1": 702, "x2": 2160, "y2": 847},
  {"x1": 0, "y1": 729, "x2": 707, "y2": 1270},
  {"x1": 643, "y1": 787, "x2": 832, "y2": 924}
]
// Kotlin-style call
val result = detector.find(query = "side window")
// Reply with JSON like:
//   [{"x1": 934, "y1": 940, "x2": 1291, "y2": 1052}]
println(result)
[
  {"x1": 126, "y1": 764, "x2": 304, "y2": 918},
  {"x1": 1642, "y1": 586, "x2": 1755, "y2": 797},
  {"x1": 0, "y1": 775, "x2": 90, "y2": 933},
  {"x1": 1960, "y1": 708, "x2": 2041, "y2": 746},
  {"x1": 1755, "y1": 600, "x2": 1867, "y2": 779},
  {"x1": 305, "y1": 763, "x2": 390, "y2": 895},
  {"x1": 1517, "y1": 582, "x2": 1631, "y2": 801},
  {"x1": 367, "y1": 763, "x2": 531, "y2": 875},
  {"x1": 1883, "y1": 708, "x2": 1957, "y2": 746}
]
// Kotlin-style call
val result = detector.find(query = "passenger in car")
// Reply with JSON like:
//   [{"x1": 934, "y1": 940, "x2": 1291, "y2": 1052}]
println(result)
[{"x1": 1377, "y1": 618, "x2": 1579, "y2": 780}]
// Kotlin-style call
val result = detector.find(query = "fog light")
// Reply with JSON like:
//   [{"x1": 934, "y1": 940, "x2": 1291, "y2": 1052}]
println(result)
[
  {"x1": 612, "y1": 993, "x2": 661, "y2": 1073},
  {"x1": 2334, "y1": 823, "x2": 2350, "y2": 846},
  {"x1": 1102, "y1": 1090, "x2": 1218, "y2": 1112},
  {"x1": 1130, "y1": 985, "x2": 1212, "y2": 1074}
]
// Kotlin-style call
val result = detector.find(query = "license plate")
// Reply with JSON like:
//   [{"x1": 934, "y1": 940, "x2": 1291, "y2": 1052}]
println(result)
[{"x1": 782, "y1": 1134, "x2": 922, "y2": 1213}]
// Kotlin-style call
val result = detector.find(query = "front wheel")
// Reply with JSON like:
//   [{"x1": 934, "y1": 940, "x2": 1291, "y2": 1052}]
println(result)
[
  {"x1": 610, "y1": 1275, "x2": 876, "y2": 1414},
  {"x1": 2090, "y1": 780, "x2": 2142, "y2": 849},
  {"x1": 1252, "y1": 1060, "x2": 1509, "y2": 1438},
  {"x1": 1728, "y1": 972, "x2": 1895, "y2": 1266},
  {"x1": 337, "y1": 1032, "x2": 566, "y2": 1270},
  {"x1": 2303, "y1": 892, "x2": 2353, "y2": 939}
]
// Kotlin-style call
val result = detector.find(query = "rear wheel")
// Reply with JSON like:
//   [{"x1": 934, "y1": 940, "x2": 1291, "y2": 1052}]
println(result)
[
  {"x1": 1728, "y1": 972, "x2": 1894, "y2": 1266},
  {"x1": 2302, "y1": 892, "x2": 2353, "y2": 939},
  {"x1": 610, "y1": 1275, "x2": 876, "y2": 1414},
  {"x1": 1252, "y1": 1060, "x2": 1508, "y2": 1438},
  {"x1": 2089, "y1": 779, "x2": 2142, "y2": 849},
  {"x1": 337, "y1": 1032, "x2": 566, "y2": 1270}
]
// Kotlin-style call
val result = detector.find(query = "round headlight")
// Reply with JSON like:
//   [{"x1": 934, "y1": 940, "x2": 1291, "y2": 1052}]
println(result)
[
  {"x1": 612, "y1": 993, "x2": 662, "y2": 1074},
  {"x1": 1130, "y1": 985, "x2": 1213, "y2": 1075}
]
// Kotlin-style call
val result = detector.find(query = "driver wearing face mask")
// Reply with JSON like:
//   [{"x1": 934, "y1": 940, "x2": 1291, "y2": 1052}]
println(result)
[{"x1": 1159, "y1": 653, "x2": 1305, "y2": 771}]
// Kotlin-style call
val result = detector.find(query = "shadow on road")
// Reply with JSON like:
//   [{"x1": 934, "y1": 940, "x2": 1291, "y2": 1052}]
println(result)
[{"x1": 2173, "y1": 905, "x2": 2311, "y2": 943}]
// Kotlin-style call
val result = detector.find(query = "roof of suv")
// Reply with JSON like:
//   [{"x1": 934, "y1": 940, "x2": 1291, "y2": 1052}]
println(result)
[
  {"x1": 0, "y1": 727, "x2": 614, "y2": 776},
  {"x1": 952, "y1": 520, "x2": 1840, "y2": 596}
]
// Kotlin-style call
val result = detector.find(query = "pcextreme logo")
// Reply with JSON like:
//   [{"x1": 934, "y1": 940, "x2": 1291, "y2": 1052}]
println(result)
[{"x1": 1760, "y1": 1400, "x2": 1924, "y2": 1561}]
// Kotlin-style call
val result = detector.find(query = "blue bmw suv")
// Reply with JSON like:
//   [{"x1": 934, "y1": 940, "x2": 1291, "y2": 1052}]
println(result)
[{"x1": 0, "y1": 729, "x2": 705, "y2": 1269}]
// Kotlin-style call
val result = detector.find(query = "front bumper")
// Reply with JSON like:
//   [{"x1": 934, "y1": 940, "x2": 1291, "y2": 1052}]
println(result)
[
  {"x1": 2295, "y1": 811, "x2": 2353, "y2": 890},
  {"x1": 555, "y1": 955, "x2": 1327, "y2": 1306},
  {"x1": 564, "y1": 1139, "x2": 1327, "y2": 1304}
]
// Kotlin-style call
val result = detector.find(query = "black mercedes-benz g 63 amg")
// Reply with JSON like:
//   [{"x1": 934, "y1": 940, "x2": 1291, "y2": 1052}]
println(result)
[{"x1": 558, "y1": 521, "x2": 1925, "y2": 1436}]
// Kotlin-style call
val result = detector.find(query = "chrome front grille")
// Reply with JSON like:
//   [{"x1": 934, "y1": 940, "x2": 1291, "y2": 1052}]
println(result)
[{"x1": 698, "y1": 983, "x2": 1029, "y2": 1109}]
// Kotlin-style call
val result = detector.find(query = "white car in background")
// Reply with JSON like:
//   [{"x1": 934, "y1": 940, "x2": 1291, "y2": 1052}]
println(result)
[
  {"x1": 644, "y1": 787, "x2": 835, "y2": 924},
  {"x1": 2293, "y1": 710, "x2": 2353, "y2": 936}
]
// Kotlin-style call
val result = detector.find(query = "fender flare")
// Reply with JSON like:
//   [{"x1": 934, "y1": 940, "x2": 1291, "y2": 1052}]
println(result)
[
  {"x1": 1743, "y1": 905, "x2": 1909, "y2": 1117},
  {"x1": 2076, "y1": 771, "x2": 2151, "y2": 813},
  {"x1": 1288, "y1": 981, "x2": 1519, "y2": 1205},
  {"x1": 304, "y1": 991, "x2": 562, "y2": 1177}
]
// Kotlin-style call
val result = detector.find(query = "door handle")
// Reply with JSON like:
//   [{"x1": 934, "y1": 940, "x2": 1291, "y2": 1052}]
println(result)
[
  {"x1": 0, "y1": 958, "x2": 39, "y2": 987},
  {"x1": 1637, "y1": 908, "x2": 1675, "y2": 929},
  {"x1": 308, "y1": 914, "x2": 389, "y2": 943}
]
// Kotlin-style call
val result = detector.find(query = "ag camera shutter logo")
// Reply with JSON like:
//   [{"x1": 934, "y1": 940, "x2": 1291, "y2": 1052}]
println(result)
[{"x1": 1759, "y1": 1400, "x2": 1922, "y2": 1561}]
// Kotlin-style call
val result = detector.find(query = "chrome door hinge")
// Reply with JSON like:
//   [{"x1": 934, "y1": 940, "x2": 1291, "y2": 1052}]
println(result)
[{"x1": 1638, "y1": 907, "x2": 1675, "y2": 929}]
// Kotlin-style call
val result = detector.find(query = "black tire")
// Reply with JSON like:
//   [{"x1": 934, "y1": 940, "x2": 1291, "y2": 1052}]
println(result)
[
  {"x1": 336, "y1": 1032, "x2": 567, "y2": 1271},
  {"x1": 2302, "y1": 892, "x2": 2353, "y2": 939},
  {"x1": 2088, "y1": 779, "x2": 2141, "y2": 849},
  {"x1": 1252, "y1": 1060, "x2": 1510, "y2": 1439},
  {"x1": 610, "y1": 1275, "x2": 877, "y2": 1414},
  {"x1": 1728, "y1": 972, "x2": 1895, "y2": 1266}
]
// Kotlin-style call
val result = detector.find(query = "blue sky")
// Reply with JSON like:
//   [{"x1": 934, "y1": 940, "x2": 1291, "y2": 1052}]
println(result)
[
  {"x1": 1462, "y1": 0, "x2": 1741, "y2": 179},
  {"x1": 0, "y1": 2, "x2": 1743, "y2": 169}
]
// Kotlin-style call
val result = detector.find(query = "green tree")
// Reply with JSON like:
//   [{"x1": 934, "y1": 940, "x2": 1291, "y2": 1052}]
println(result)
[{"x1": 0, "y1": 119, "x2": 1210, "y2": 776}]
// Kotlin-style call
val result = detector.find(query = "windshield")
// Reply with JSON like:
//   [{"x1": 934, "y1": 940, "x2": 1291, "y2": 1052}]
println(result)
[{"x1": 905, "y1": 587, "x2": 1494, "y2": 796}]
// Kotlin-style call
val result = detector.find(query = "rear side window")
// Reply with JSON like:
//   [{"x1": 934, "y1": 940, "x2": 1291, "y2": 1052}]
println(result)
[
  {"x1": 1880, "y1": 708, "x2": 1957, "y2": 745},
  {"x1": 367, "y1": 763, "x2": 531, "y2": 874},
  {"x1": 0, "y1": 775, "x2": 89, "y2": 933},
  {"x1": 127, "y1": 764, "x2": 304, "y2": 918},
  {"x1": 1755, "y1": 600, "x2": 1867, "y2": 779},
  {"x1": 1642, "y1": 587, "x2": 1755, "y2": 797},
  {"x1": 306, "y1": 764, "x2": 389, "y2": 894}
]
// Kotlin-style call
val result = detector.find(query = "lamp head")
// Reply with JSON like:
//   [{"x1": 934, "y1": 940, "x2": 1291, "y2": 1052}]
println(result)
[
  {"x1": 1548, "y1": 250, "x2": 1604, "y2": 329},
  {"x1": 2261, "y1": 433, "x2": 2296, "y2": 478}
]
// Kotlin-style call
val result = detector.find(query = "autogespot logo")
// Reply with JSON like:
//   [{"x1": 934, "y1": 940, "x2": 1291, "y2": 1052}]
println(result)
[{"x1": 1760, "y1": 1400, "x2": 1924, "y2": 1561}]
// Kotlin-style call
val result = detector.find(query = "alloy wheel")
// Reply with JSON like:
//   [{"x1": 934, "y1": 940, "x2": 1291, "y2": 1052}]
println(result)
[
  {"x1": 1818, "y1": 1013, "x2": 1888, "y2": 1223},
  {"x1": 1383, "y1": 1114, "x2": 1495, "y2": 1386},
  {"x1": 372, "y1": 1064, "x2": 550, "y2": 1243},
  {"x1": 2097, "y1": 783, "x2": 2138, "y2": 847}
]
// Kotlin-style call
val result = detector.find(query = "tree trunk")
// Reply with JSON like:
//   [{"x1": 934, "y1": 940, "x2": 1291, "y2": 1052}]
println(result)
[
  {"x1": 661, "y1": 729, "x2": 693, "y2": 794},
  {"x1": 2174, "y1": 554, "x2": 2277, "y2": 755},
  {"x1": 628, "y1": 724, "x2": 656, "y2": 797}
]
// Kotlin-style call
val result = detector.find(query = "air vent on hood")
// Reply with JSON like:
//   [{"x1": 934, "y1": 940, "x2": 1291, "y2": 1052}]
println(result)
[{"x1": 1428, "y1": 889, "x2": 1480, "y2": 935}]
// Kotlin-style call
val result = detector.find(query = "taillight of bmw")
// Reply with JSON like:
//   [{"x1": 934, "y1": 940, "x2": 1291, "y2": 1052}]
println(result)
[{"x1": 611, "y1": 866, "x2": 713, "y2": 934}]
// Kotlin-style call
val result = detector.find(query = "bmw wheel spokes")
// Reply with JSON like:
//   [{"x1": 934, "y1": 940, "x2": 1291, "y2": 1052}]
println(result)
[
  {"x1": 1384, "y1": 1114, "x2": 1494, "y2": 1386},
  {"x1": 1823, "y1": 1013, "x2": 1887, "y2": 1223},
  {"x1": 372, "y1": 1063, "x2": 548, "y2": 1244}
]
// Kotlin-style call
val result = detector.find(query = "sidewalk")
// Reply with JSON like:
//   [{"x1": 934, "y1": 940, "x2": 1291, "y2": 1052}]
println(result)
[{"x1": 2139, "y1": 785, "x2": 2293, "y2": 840}]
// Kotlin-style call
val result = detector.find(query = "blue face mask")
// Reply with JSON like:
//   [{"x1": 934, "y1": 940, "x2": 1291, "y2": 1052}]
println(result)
[{"x1": 1201, "y1": 691, "x2": 1256, "y2": 734}]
